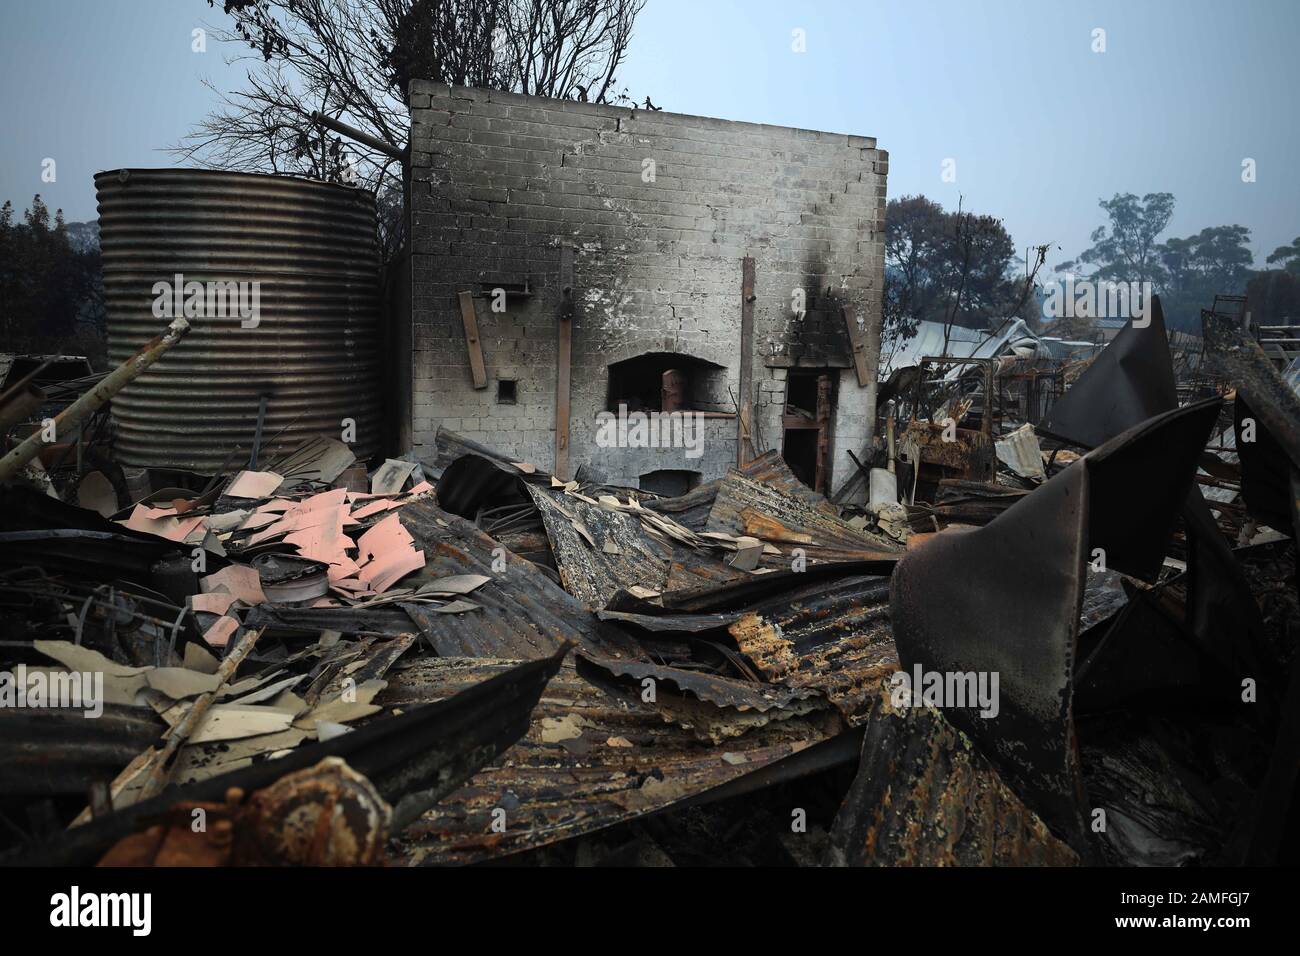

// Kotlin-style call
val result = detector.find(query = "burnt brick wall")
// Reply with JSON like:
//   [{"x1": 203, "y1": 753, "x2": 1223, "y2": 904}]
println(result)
[{"x1": 408, "y1": 80, "x2": 887, "y2": 491}]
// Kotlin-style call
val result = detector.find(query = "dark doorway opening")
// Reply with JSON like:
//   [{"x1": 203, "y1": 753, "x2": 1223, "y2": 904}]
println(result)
[{"x1": 781, "y1": 370, "x2": 836, "y2": 492}]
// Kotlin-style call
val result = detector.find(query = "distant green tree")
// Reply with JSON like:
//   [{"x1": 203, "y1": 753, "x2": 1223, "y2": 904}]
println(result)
[
  {"x1": 1266, "y1": 237, "x2": 1300, "y2": 275},
  {"x1": 1157, "y1": 224, "x2": 1255, "y2": 330},
  {"x1": 883, "y1": 195, "x2": 946, "y2": 341},
  {"x1": 1063, "y1": 192, "x2": 1175, "y2": 286},
  {"x1": 1160, "y1": 225, "x2": 1254, "y2": 294},
  {"x1": 0, "y1": 195, "x2": 103, "y2": 359},
  {"x1": 1058, "y1": 194, "x2": 1262, "y2": 333},
  {"x1": 883, "y1": 195, "x2": 1037, "y2": 347}
]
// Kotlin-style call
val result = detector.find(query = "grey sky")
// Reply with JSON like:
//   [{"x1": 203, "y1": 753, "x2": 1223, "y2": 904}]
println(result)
[{"x1": 2, "y1": 0, "x2": 1295, "y2": 272}]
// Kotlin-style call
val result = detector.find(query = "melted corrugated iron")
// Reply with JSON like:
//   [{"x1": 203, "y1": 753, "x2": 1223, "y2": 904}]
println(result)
[
  {"x1": 826, "y1": 685, "x2": 1078, "y2": 866},
  {"x1": 641, "y1": 453, "x2": 819, "y2": 532},
  {"x1": 397, "y1": 499, "x2": 643, "y2": 660},
  {"x1": 729, "y1": 575, "x2": 897, "y2": 725},
  {"x1": 434, "y1": 452, "x2": 536, "y2": 519},
  {"x1": 705, "y1": 470, "x2": 902, "y2": 564},
  {"x1": 525, "y1": 485, "x2": 672, "y2": 609},
  {"x1": 576, "y1": 655, "x2": 833, "y2": 742},
  {"x1": 0, "y1": 705, "x2": 164, "y2": 797},
  {"x1": 382, "y1": 658, "x2": 847, "y2": 865},
  {"x1": 643, "y1": 478, "x2": 719, "y2": 531},
  {"x1": 1037, "y1": 297, "x2": 1177, "y2": 450}
]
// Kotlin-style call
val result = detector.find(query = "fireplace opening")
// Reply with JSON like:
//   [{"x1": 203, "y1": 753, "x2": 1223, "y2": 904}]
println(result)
[
  {"x1": 639, "y1": 469, "x2": 702, "y2": 497},
  {"x1": 607, "y1": 352, "x2": 728, "y2": 413}
]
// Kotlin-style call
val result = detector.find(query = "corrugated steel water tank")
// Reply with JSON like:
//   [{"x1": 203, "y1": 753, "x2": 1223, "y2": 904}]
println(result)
[{"x1": 96, "y1": 168, "x2": 381, "y2": 471}]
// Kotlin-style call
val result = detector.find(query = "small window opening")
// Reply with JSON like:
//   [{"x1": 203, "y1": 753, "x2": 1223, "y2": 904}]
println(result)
[{"x1": 497, "y1": 379, "x2": 517, "y2": 404}]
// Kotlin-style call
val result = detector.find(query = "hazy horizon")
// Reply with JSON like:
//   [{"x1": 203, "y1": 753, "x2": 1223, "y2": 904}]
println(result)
[{"x1": 1, "y1": 0, "x2": 1296, "y2": 273}]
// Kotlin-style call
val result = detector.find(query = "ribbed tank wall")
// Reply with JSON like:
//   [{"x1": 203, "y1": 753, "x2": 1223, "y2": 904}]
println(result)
[{"x1": 96, "y1": 168, "x2": 381, "y2": 472}]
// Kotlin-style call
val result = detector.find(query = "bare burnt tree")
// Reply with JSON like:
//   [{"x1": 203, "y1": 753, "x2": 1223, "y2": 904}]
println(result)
[{"x1": 175, "y1": 0, "x2": 645, "y2": 199}]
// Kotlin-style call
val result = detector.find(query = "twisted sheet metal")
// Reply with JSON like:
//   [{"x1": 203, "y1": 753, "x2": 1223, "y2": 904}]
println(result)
[
  {"x1": 889, "y1": 399, "x2": 1222, "y2": 854},
  {"x1": 705, "y1": 470, "x2": 902, "y2": 564},
  {"x1": 96, "y1": 169, "x2": 381, "y2": 470},
  {"x1": 526, "y1": 485, "x2": 672, "y2": 609},
  {"x1": 382, "y1": 658, "x2": 846, "y2": 866},
  {"x1": 397, "y1": 499, "x2": 644, "y2": 661},
  {"x1": 7, "y1": 650, "x2": 566, "y2": 866}
]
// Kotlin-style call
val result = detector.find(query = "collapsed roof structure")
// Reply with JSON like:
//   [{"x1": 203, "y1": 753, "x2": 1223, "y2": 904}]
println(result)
[
  {"x1": 0, "y1": 292, "x2": 1296, "y2": 867},
  {"x1": 0, "y1": 71, "x2": 1293, "y2": 868}
]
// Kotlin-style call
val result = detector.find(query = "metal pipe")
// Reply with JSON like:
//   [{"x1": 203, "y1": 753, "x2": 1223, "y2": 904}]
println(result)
[
  {"x1": 309, "y1": 111, "x2": 407, "y2": 161},
  {"x1": 0, "y1": 318, "x2": 190, "y2": 483},
  {"x1": 137, "y1": 625, "x2": 263, "y2": 801}
]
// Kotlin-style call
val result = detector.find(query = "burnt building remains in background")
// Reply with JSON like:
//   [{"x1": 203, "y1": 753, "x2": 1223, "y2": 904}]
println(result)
[{"x1": 403, "y1": 81, "x2": 888, "y2": 495}]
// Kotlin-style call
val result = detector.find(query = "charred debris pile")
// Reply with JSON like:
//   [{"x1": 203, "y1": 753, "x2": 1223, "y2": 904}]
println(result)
[{"x1": 0, "y1": 297, "x2": 1297, "y2": 867}]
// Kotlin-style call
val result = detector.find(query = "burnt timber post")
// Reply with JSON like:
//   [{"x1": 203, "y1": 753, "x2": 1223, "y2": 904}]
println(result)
[
  {"x1": 737, "y1": 256, "x2": 756, "y2": 467},
  {"x1": 554, "y1": 241, "x2": 575, "y2": 480}
]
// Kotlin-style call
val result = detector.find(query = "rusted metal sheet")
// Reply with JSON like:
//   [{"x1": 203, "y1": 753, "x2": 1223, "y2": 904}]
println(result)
[
  {"x1": 397, "y1": 498, "x2": 642, "y2": 660},
  {"x1": 643, "y1": 452, "x2": 819, "y2": 533},
  {"x1": 729, "y1": 575, "x2": 896, "y2": 725},
  {"x1": 596, "y1": 608, "x2": 740, "y2": 634},
  {"x1": 705, "y1": 468, "x2": 902, "y2": 563},
  {"x1": 8, "y1": 649, "x2": 566, "y2": 866},
  {"x1": 899, "y1": 419, "x2": 996, "y2": 495},
  {"x1": 424, "y1": 426, "x2": 518, "y2": 476},
  {"x1": 662, "y1": 548, "x2": 751, "y2": 592},
  {"x1": 96, "y1": 169, "x2": 381, "y2": 471},
  {"x1": 739, "y1": 449, "x2": 837, "y2": 510},
  {"x1": 931, "y1": 479, "x2": 1029, "y2": 525},
  {"x1": 243, "y1": 604, "x2": 417, "y2": 638},
  {"x1": 658, "y1": 558, "x2": 897, "y2": 613},
  {"x1": 0, "y1": 485, "x2": 183, "y2": 583},
  {"x1": 525, "y1": 485, "x2": 671, "y2": 609},
  {"x1": 826, "y1": 684, "x2": 1078, "y2": 866},
  {"x1": 576, "y1": 655, "x2": 832, "y2": 743},
  {"x1": 381, "y1": 658, "x2": 846, "y2": 866},
  {"x1": 890, "y1": 399, "x2": 1221, "y2": 853}
]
